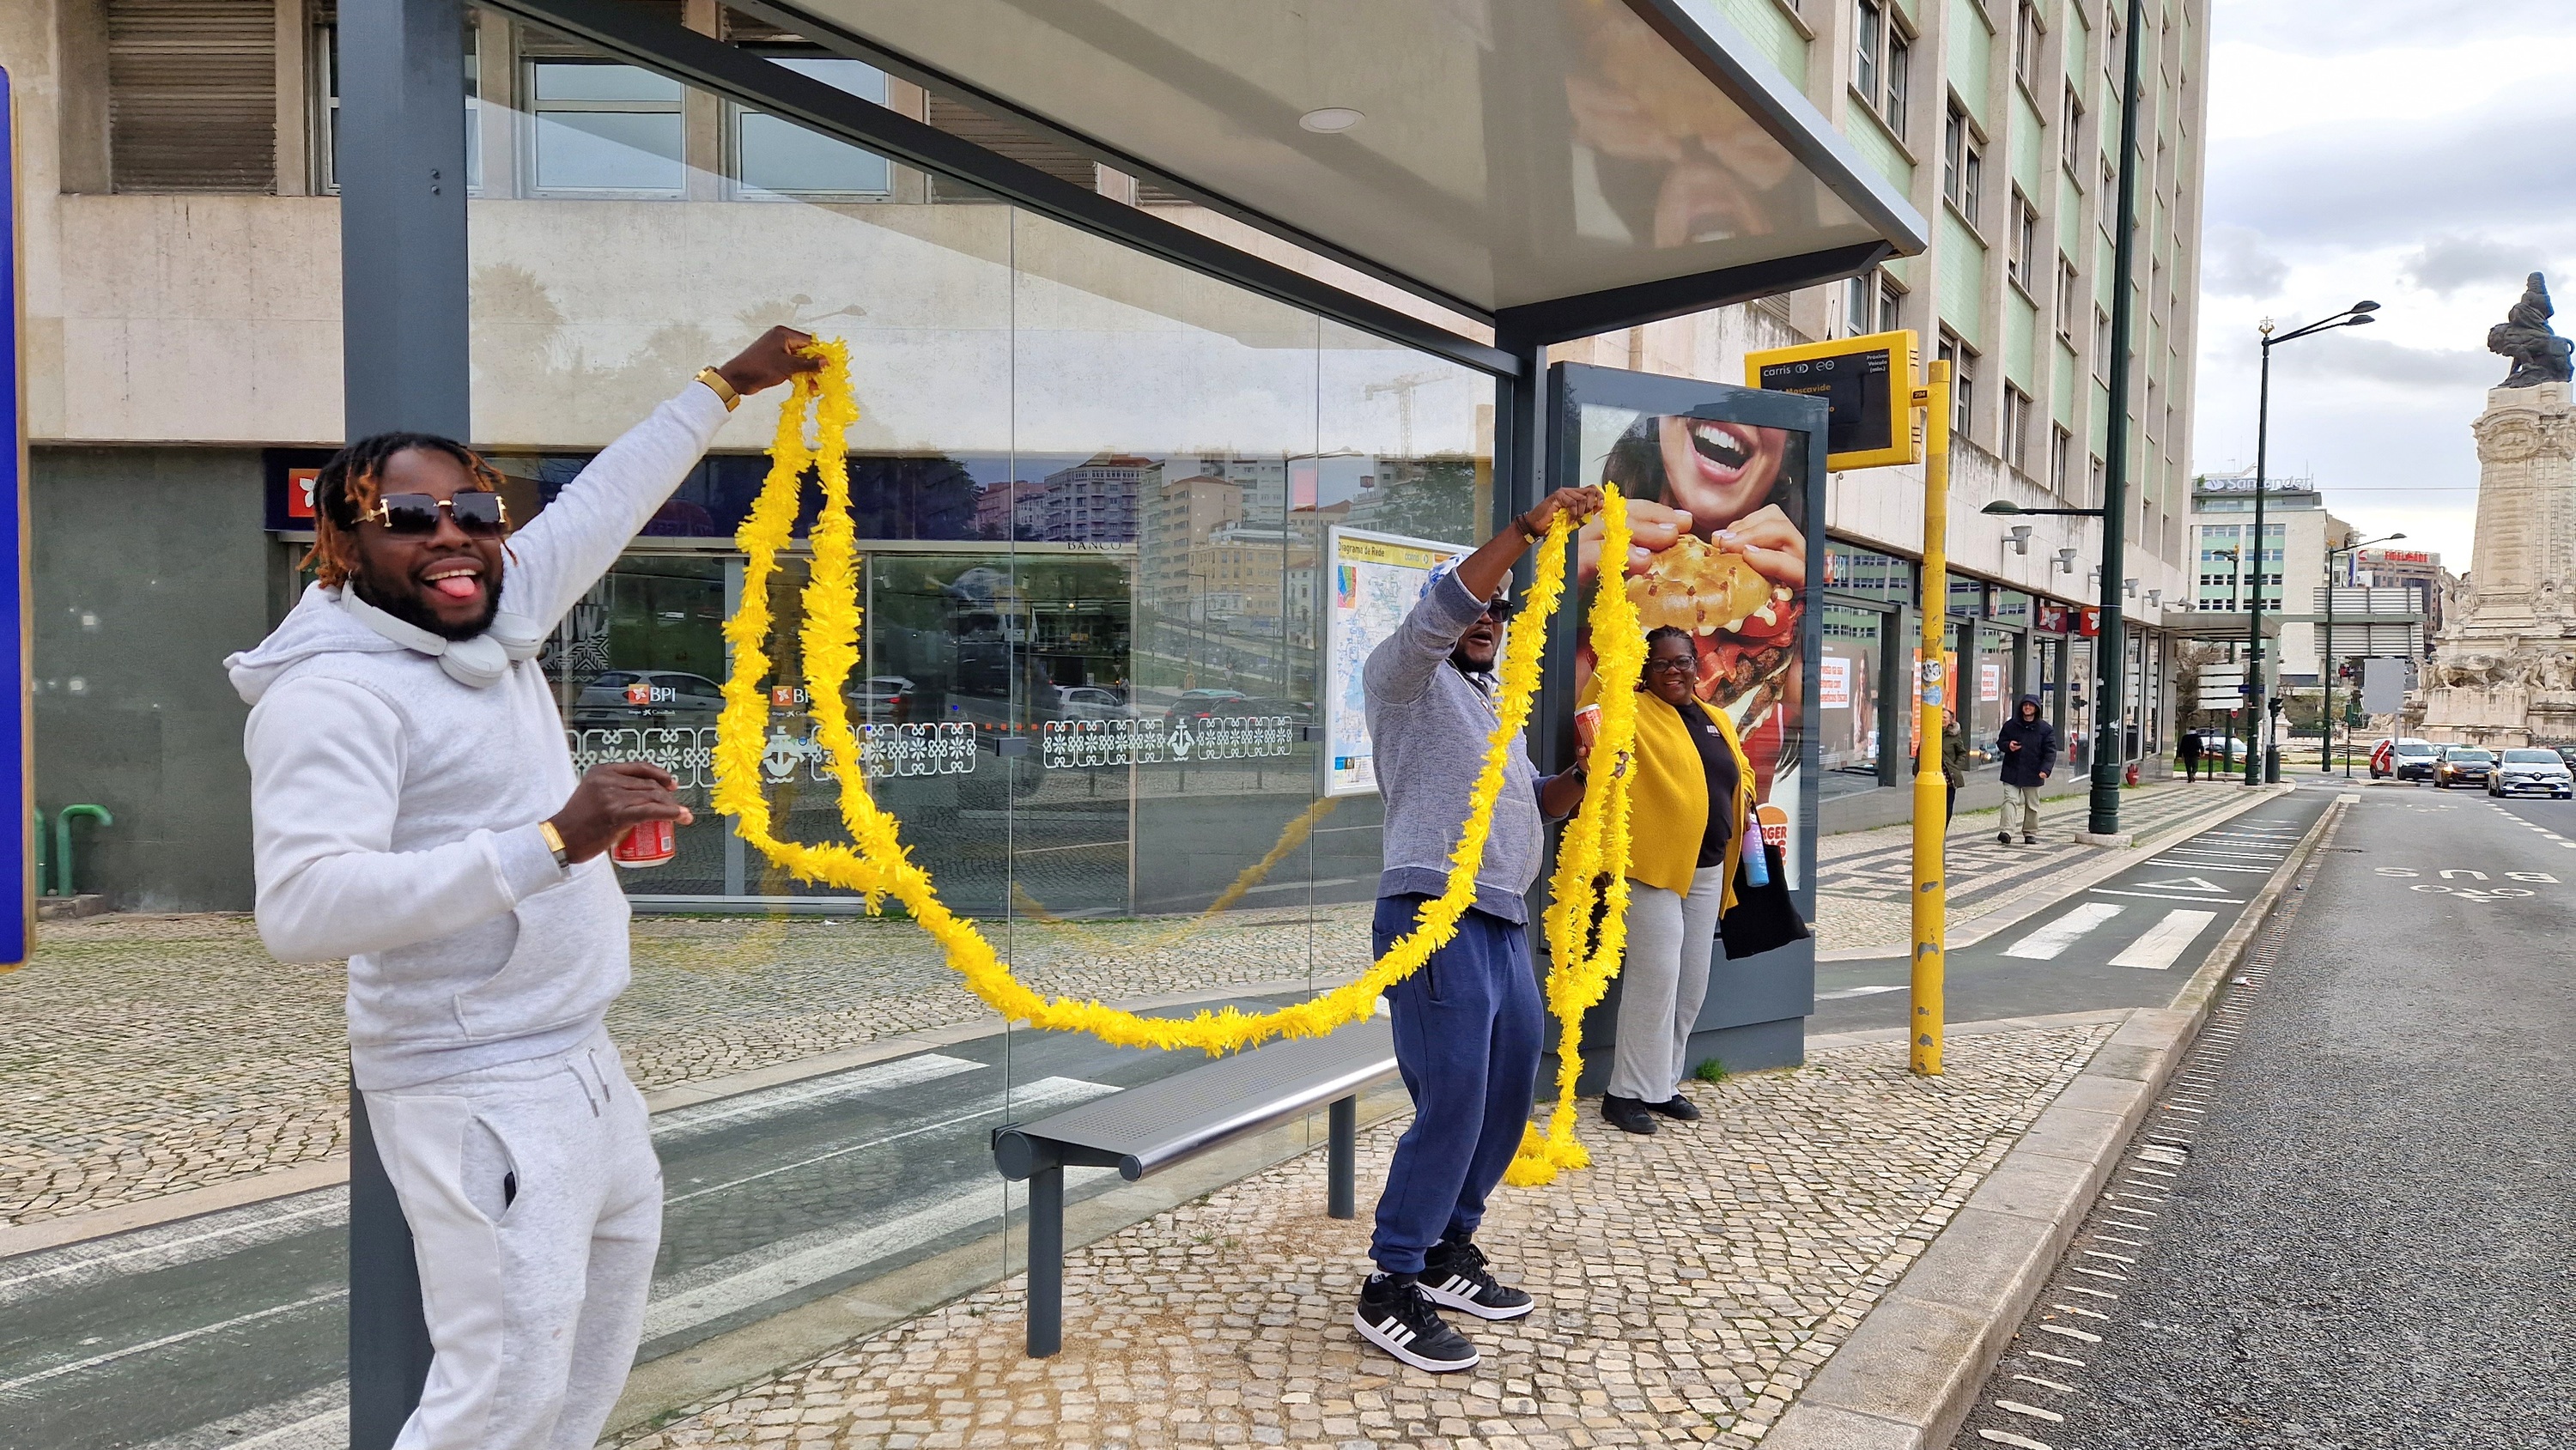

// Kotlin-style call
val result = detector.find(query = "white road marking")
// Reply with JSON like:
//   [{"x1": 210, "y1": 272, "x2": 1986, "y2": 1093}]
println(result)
[
  {"x1": 1996, "y1": 1398, "x2": 2068, "y2": 1423},
  {"x1": 1977, "y1": 1429, "x2": 2055, "y2": 1449},
  {"x1": 2063, "y1": 1286, "x2": 2122, "y2": 1300},
  {"x1": 2081, "y1": 1249, "x2": 2138, "y2": 1264},
  {"x1": 0, "y1": 1291, "x2": 346, "y2": 1395},
  {"x1": 2072, "y1": 1266, "x2": 2129, "y2": 1281},
  {"x1": 2093, "y1": 1234, "x2": 2146, "y2": 1247},
  {"x1": 2038, "y1": 1323, "x2": 2104, "y2": 1344},
  {"x1": 2053, "y1": 1304, "x2": 2111, "y2": 1320},
  {"x1": 2025, "y1": 1350, "x2": 2087, "y2": 1366},
  {"x1": 2093, "y1": 888, "x2": 2247, "y2": 904},
  {"x1": 2145, "y1": 858, "x2": 2272, "y2": 874},
  {"x1": 0, "y1": 1196, "x2": 346, "y2": 1303},
  {"x1": 1816, "y1": 983, "x2": 1907, "y2": 1000},
  {"x1": 2109, "y1": 910, "x2": 2219, "y2": 969},
  {"x1": 2133, "y1": 874, "x2": 2232, "y2": 893},
  {"x1": 651, "y1": 1054, "x2": 986, "y2": 1142},
  {"x1": 2002, "y1": 902, "x2": 2127, "y2": 960},
  {"x1": 2013, "y1": 1373, "x2": 2077, "y2": 1392},
  {"x1": 662, "y1": 1076, "x2": 1115, "y2": 1207},
  {"x1": 2156, "y1": 847, "x2": 2287, "y2": 860}
]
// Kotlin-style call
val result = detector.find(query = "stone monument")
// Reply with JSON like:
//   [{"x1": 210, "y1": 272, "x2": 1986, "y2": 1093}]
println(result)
[{"x1": 2413, "y1": 274, "x2": 2576, "y2": 744}]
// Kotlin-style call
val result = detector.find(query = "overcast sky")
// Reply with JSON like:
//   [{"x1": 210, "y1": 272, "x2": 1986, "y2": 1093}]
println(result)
[{"x1": 2190, "y1": 0, "x2": 2576, "y2": 575}]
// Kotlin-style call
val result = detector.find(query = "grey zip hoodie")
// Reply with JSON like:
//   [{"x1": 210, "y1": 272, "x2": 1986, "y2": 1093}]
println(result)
[
  {"x1": 226, "y1": 384, "x2": 730, "y2": 1090},
  {"x1": 1363, "y1": 569, "x2": 1564, "y2": 923}
]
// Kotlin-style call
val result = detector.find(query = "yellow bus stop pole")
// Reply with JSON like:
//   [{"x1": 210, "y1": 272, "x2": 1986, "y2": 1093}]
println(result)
[{"x1": 1911, "y1": 361, "x2": 1951, "y2": 1077}]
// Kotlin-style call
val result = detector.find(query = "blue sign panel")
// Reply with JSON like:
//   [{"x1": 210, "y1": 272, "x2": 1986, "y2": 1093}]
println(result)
[{"x1": 1, "y1": 68, "x2": 30, "y2": 969}]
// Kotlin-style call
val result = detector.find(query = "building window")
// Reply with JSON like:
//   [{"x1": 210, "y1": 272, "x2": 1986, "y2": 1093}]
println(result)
[
  {"x1": 2061, "y1": 82, "x2": 2085, "y2": 174},
  {"x1": 1943, "y1": 104, "x2": 1983, "y2": 228},
  {"x1": 2088, "y1": 454, "x2": 2105, "y2": 509},
  {"x1": 2013, "y1": 0, "x2": 2044, "y2": 91},
  {"x1": 2003, "y1": 386, "x2": 2033, "y2": 474},
  {"x1": 2055, "y1": 258, "x2": 2081, "y2": 339},
  {"x1": 1845, "y1": 269, "x2": 1905, "y2": 337},
  {"x1": 1855, "y1": 0, "x2": 1913, "y2": 135},
  {"x1": 1938, "y1": 331, "x2": 1978, "y2": 442},
  {"x1": 527, "y1": 59, "x2": 686, "y2": 195},
  {"x1": 2093, "y1": 306, "x2": 2112, "y2": 379},
  {"x1": 2008, "y1": 190, "x2": 2038, "y2": 291},
  {"x1": 732, "y1": 54, "x2": 894, "y2": 197},
  {"x1": 2049, "y1": 424, "x2": 2073, "y2": 494},
  {"x1": 315, "y1": 21, "x2": 480, "y2": 196}
]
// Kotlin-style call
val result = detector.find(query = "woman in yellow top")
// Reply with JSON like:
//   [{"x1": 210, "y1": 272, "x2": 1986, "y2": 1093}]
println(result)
[{"x1": 1588, "y1": 626, "x2": 1756, "y2": 1135}]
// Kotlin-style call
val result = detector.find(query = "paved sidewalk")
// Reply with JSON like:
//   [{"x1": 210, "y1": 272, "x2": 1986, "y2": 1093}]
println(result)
[
  {"x1": 1812, "y1": 781, "x2": 2232, "y2": 955},
  {"x1": 615, "y1": 1021, "x2": 2117, "y2": 1450}
]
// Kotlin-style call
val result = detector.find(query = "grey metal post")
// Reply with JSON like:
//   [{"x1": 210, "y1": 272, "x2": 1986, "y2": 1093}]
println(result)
[
  {"x1": 1025, "y1": 1164, "x2": 1064, "y2": 1357},
  {"x1": 337, "y1": 0, "x2": 470, "y2": 1443},
  {"x1": 2089, "y1": 0, "x2": 2146, "y2": 836},
  {"x1": 1327, "y1": 1096, "x2": 1358, "y2": 1219}
]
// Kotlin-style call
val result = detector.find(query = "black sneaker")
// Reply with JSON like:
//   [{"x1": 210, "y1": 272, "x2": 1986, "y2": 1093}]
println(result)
[
  {"x1": 2023, "y1": 834, "x2": 2038, "y2": 845},
  {"x1": 1420, "y1": 1238, "x2": 1535, "y2": 1321},
  {"x1": 1648, "y1": 1094, "x2": 1701, "y2": 1122},
  {"x1": 1997, "y1": 829, "x2": 2014, "y2": 845},
  {"x1": 1601, "y1": 1094, "x2": 1657, "y2": 1134},
  {"x1": 1355, "y1": 1274, "x2": 1480, "y2": 1371}
]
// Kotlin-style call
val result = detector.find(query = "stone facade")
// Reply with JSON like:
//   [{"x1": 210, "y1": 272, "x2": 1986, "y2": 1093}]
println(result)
[{"x1": 2415, "y1": 382, "x2": 2576, "y2": 745}]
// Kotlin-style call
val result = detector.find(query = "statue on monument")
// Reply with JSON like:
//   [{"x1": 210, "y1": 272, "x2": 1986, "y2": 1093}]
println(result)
[{"x1": 2486, "y1": 271, "x2": 2575, "y2": 387}]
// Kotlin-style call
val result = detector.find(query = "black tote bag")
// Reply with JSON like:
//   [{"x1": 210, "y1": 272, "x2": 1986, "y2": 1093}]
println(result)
[{"x1": 1720, "y1": 838, "x2": 1809, "y2": 959}]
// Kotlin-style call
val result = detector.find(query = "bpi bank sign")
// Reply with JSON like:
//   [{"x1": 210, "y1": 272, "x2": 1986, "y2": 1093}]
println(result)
[{"x1": 1, "y1": 70, "x2": 34, "y2": 970}]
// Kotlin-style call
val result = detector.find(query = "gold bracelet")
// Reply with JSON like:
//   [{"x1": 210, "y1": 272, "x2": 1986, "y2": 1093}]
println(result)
[
  {"x1": 539, "y1": 820, "x2": 571, "y2": 867},
  {"x1": 695, "y1": 366, "x2": 742, "y2": 411}
]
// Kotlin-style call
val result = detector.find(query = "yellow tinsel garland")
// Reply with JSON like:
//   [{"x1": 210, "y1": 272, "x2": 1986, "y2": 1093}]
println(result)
[
  {"x1": 711, "y1": 341, "x2": 1589, "y2": 1057},
  {"x1": 1504, "y1": 488, "x2": 1646, "y2": 1186}
]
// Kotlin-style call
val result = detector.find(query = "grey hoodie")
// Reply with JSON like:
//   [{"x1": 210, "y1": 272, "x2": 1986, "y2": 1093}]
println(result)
[
  {"x1": 227, "y1": 384, "x2": 729, "y2": 1090},
  {"x1": 1363, "y1": 570, "x2": 1564, "y2": 923}
]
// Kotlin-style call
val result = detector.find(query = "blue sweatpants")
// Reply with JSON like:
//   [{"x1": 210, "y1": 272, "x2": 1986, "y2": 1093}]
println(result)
[{"x1": 1368, "y1": 895, "x2": 1545, "y2": 1274}]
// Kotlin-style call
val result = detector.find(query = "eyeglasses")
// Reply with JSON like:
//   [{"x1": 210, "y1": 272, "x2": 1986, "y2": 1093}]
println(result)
[
  {"x1": 1480, "y1": 597, "x2": 1517, "y2": 621},
  {"x1": 367, "y1": 491, "x2": 510, "y2": 537},
  {"x1": 1642, "y1": 656, "x2": 1696, "y2": 675}
]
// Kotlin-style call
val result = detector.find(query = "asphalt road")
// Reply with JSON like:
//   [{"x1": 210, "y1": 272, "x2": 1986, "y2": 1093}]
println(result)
[
  {"x1": 0, "y1": 995, "x2": 1308, "y2": 1450},
  {"x1": 1813, "y1": 788, "x2": 2332, "y2": 1035},
  {"x1": 1952, "y1": 781, "x2": 2576, "y2": 1448}
]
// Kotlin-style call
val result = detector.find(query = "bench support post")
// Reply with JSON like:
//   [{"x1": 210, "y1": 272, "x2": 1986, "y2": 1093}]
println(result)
[
  {"x1": 1328, "y1": 1096, "x2": 1358, "y2": 1220},
  {"x1": 1026, "y1": 1163, "x2": 1064, "y2": 1357}
]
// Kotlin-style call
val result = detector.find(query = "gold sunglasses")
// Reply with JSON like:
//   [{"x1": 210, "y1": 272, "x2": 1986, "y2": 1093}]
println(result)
[{"x1": 367, "y1": 491, "x2": 511, "y2": 537}]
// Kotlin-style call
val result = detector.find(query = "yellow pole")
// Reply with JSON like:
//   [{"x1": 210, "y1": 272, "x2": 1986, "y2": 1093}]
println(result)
[{"x1": 1911, "y1": 361, "x2": 1952, "y2": 1077}]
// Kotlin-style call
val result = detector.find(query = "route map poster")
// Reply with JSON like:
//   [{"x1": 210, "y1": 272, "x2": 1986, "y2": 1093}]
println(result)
[{"x1": 1321, "y1": 526, "x2": 1463, "y2": 798}]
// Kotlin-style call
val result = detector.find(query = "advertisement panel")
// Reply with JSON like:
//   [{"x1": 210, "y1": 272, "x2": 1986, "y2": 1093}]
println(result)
[{"x1": 1320, "y1": 526, "x2": 1466, "y2": 798}]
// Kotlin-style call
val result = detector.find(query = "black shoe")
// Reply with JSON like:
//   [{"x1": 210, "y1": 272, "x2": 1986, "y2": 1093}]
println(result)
[
  {"x1": 2023, "y1": 834, "x2": 2038, "y2": 845},
  {"x1": 1601, "y1": 1095, "x2": 1657, "y2": 1135},
  {"x1": 1997, "y1": 829, "x2": 2014, "y2": 845},
  {"x1": 1420, "y1": 1238, "x2": 1535, "y2": 1320},
  {"x1": 1355, "y1": 1274, "x2": 1480, "y2": 1371},
  {"x1": 1647, "y1": 1094, "x2": 1701, "y2": 1122}
]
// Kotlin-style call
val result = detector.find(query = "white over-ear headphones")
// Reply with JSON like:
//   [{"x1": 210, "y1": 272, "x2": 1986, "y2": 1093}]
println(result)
[{"x1": 340, "y1": 587, "x2": 544, "y2": 688}]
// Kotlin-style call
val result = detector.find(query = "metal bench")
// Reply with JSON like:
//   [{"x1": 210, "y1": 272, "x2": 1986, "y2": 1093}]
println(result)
[{"x1": 990, "y1": 1016, "x2": 1400, "y2": 1356}]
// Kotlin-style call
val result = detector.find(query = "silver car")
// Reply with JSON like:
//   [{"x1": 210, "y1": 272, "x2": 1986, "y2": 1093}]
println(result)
[{"x1": 2488, "y1": 747, "x2": 2574, "y2": 798}]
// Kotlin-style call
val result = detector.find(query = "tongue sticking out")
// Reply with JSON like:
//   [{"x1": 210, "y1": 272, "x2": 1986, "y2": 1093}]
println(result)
[{"x1": 431, "y1": 576, "x2": 480, "y2": 600}]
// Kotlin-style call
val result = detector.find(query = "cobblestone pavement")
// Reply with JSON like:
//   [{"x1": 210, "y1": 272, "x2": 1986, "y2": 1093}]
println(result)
[
  {"x1": 0, "y1": 905, "x2": 1369, "y2": 1227},
  {"x1": 617, "y1": 1022, "x2": 2115, "y2": 1450},
  {"x1": 1811, "y1": 780, "x2": 2231, "y2": 953}
]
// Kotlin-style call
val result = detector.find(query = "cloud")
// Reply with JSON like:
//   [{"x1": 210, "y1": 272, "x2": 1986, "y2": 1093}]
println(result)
[
  {"x1": 2215, "y1": 0, "x2": 2572, "y2": 55},
  {"x1": 2402, "y1": 235, "x2": 2552, "y2": 297},
  {"x1": 2208, "y1": 100, "x2": 2576, "y2": 249},
  {"x1": 2201, "y1": 226, "x2": 2289, "y2": 298}
]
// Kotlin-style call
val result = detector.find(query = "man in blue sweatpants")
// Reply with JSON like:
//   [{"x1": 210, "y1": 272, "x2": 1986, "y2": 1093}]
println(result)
[{"x1": 1352, "y1": 484, "x2": 1601, "y2": 1373}]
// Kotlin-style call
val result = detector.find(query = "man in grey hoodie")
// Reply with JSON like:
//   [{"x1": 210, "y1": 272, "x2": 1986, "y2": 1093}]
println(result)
[
  {"x1": 227, "y1": 328, "x2": 813, "y2": 1450},
  {"x1": 1350, "y1": 483, "x2": 1602, "y2": 1374}
]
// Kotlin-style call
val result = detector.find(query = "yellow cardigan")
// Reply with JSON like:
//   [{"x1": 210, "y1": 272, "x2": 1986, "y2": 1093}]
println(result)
[{"x1": 1578, "y1": 677, "x2": 1756, "y2": 906}]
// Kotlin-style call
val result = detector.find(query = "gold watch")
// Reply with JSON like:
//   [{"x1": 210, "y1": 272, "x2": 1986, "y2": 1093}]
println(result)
[
  {"x1": 539, "y1": 820, "x2": 572, "y2": 868},
  {"x1": 695, "y1": 366, "x2": 742, "y2": 411}
]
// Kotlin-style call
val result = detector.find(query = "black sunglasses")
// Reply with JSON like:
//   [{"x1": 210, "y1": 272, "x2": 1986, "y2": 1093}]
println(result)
[
  {"x1": 368, "y1": 491, "x2": 510, "y2": 537},
  {"x1": 1479, "y1": 596, "x2": 1517, "y2": 621}
]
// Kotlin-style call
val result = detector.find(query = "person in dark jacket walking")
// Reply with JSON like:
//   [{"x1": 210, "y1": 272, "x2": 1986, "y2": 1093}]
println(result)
[
  {"x1": 2178, "y1": 729, "x2": 2203, "y2": 782},
  {"x1": 1995, "y1": 695, "x2": 2057, "y2": 844},
  {"x1": 1941, "y1": 707, "x2": 1969, "y2": 823}
]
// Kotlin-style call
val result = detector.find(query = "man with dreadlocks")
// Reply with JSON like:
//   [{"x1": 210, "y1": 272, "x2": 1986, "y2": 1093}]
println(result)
[
  {"x1": 224, "y1": 327, "x2": 814, "y2": 1450},
  {"x1": 1349, "y1": 483, "x2": 1601, "y2": 1374}
]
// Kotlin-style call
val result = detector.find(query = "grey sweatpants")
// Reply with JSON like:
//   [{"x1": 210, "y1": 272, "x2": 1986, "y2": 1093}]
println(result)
[
  {"x1": 363, "y1": 1028, "x2": 663, "y2": 1450},
  {"x1": 1607, "y1": 865, "x2": 1727, "y2": 1102}
]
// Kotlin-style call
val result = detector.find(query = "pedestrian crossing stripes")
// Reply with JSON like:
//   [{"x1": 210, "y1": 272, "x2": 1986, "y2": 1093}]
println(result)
[
  {"x1": 2002, "y1": 903, "x2": 2125, "y2": 959},
  {"x1": 2107, "y1": 910, "x2": 2217, "y2": 970},
  {"x1": 2002, "y1": 903, "x2": 2223, "y2": 967}
]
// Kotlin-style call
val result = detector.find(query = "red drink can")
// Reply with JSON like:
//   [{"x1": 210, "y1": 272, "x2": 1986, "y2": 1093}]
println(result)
[{"x1": 612, "y1": 818, "x2": 677, "y2": 869}]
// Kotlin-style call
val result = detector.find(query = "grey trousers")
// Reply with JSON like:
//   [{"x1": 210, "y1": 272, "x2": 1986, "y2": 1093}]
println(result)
[
  {"x1": 2002, "y1": 784, "x2": 2044, "y2": 835},
  {"x1": 1606, "y1": 865, "x2": 1727, "y2": 1102},
  {"x1": 364, "y1": 1028, "x2": 663, "y2": 1450}
]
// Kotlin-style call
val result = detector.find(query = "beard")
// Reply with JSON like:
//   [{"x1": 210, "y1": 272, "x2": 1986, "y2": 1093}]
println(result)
[
  {"x1": 353, "y1": 563, "x2": 500, "y2": 641},
  {"x1": 1449, "y1": 646, "x2": 1498, "y2": 687}
]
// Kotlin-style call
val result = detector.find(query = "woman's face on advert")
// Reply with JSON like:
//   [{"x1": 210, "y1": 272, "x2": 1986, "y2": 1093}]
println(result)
[{"x1": 1655, "y1": 416, "x2": 1786, "y2": 526}]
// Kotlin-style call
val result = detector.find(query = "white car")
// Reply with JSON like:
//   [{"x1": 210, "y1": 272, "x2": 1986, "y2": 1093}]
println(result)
[{"x1": 2488, "y1": 747, "x2": 2574, "y2": 798}]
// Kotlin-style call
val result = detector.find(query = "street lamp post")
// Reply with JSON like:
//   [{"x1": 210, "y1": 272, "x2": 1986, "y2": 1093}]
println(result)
[
  {"x1": 2321, "y1": 531, "x2": 2406, "y2": 774},
  {"x1": 2246, "y1": 300, "x2": 2381, "y2": 784}
]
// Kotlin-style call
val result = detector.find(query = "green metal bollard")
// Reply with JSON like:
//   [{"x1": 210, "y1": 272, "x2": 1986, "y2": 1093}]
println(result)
[
  {"x1": 53, "y1": 804, "x2": 112, "y2": 899},
  {"x1": 33, "y1": 808, "x2": 50, "y2": 897}
]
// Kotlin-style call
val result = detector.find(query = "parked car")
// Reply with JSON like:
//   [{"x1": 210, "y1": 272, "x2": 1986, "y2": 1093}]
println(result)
[
  {"x1": 2385, "y1": 738, "x2": 2441, "y2": 782},
  {"x1": 571, "y1": 669, "x2": 726, "y2": 726},
  {"x1": 850, "y1": 675, "x2": 916, "y2": 721},
  {"x1": 2488, "y1": 748, "x2": 2575, "y2": 798},
  {"x1": 2555, "y1": 744, "x2": 2576, "y2": 774},
  {"x1": 2433, "y1": 745, "x2": 2496, "y2": 789},
  {"x1": 1162, "y1": 689, "x2": 1249, "y2": 725},
  {"x1": 1052, "y1": 685, "x2": 1131, "y2": 722}
]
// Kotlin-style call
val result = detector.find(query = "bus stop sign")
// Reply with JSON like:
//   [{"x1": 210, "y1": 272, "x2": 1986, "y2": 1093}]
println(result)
[{"x1": 1746, "y1": 329, "x2": 1920, "y2": 471}]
